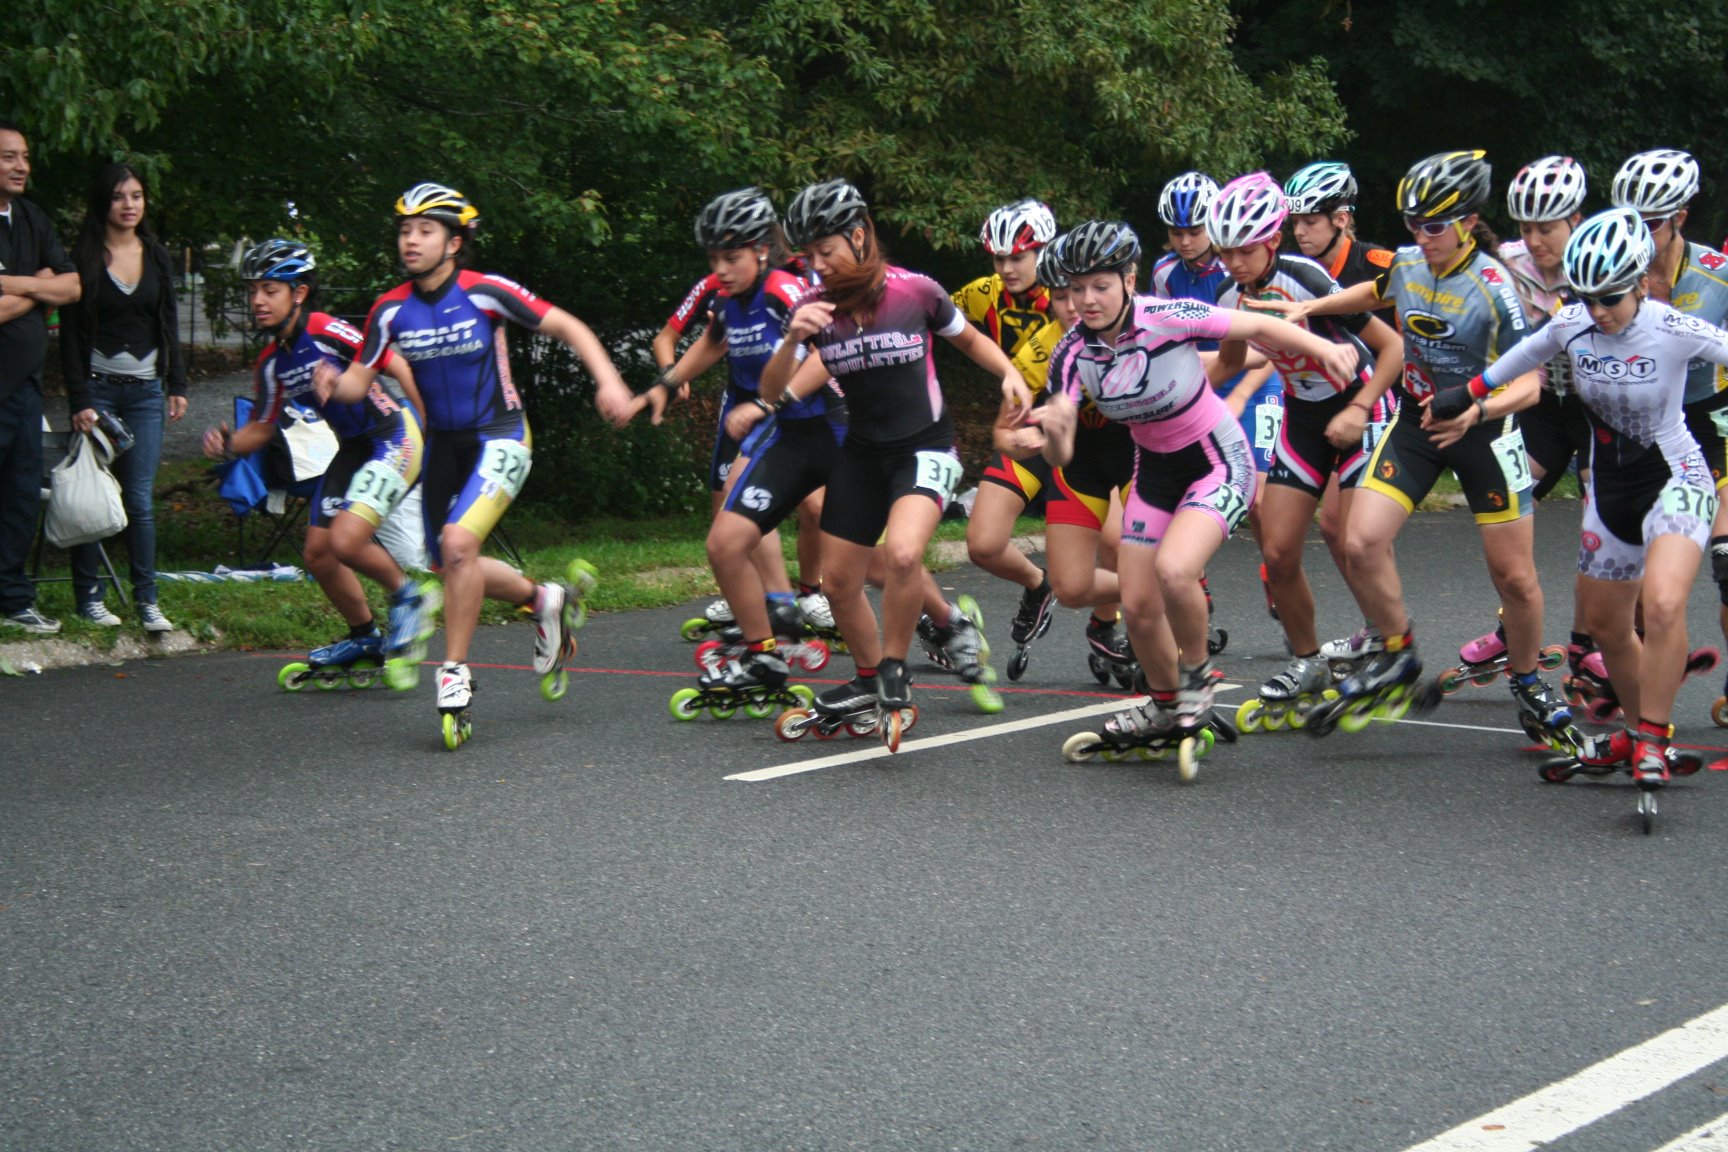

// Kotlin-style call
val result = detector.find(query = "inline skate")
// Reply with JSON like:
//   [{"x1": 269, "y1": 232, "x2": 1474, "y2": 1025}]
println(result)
[
  {"x1": 1562, "y1": 645, "x2": 1718, "y2": 725},
  {"x1": 1200, "y1": 573, "x2": 1227, "y2": 656},
  {"x1": 533, "y1": 559, "x2": 599, "y2": 702},
  {"x1": 796, "y1": 588, "x2": 848, "y2": 653},
  {"x1": 279, "y1": 630, "x2": 386, "y2": 691},
  {"x1": 1004, "y1": 574, "x2": 1055, "y2": 681},
  {"x1": 1235, "y1": 653, "x2": 1337, "y2": 733},
  {"x1": 693, "y1": 598, "x2": 830, "y2": 674},
  {"x1": 670, "y1": 648, "x2": 815, "y2": 721},
  {"x1": 1437, "y1": 623, "x2": 1565, "y2": 695},
  {"x1": 1509, "y1": 671, "x2": 1584, "y2": 756},
  {"x1": 1320, "y1": 622, "x2": 1382, "y2": 680},
  {"x1": 1062, "y1": 665, "x2": 1237, "y2": 781},
  {"x1": 914, "y1": 595, "x2": 1004, "y2": 713},
  {"x1": 1538, "y1": 721, "x2": 1705, "y2": 835},
  {"x1": 874, "y1": 657, "x2": 917, "y2": 751},
  {"x1": 1304, "y1": 644, "x2": 1442, "y2": 737},
  {"x1": 1085, "y1": 613, "x2": 1138, "y2": 690},
  {"x1": 382, "y1": 577, "x2": 442, "y2": 691},
  {"x1": 775, "y1": 672, "x2": 918, "y2": 742},
  {"x1": 438, "y1": 661, "x2": 474, "y2": 749},
  {"x1": 678, "y1": 596, "x2": 735, "y2": 642}
]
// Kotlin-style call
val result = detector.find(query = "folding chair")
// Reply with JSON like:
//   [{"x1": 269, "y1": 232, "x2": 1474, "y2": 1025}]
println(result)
[{"x1": 30, "y1": 417, "x2": 129, "y2": 605}]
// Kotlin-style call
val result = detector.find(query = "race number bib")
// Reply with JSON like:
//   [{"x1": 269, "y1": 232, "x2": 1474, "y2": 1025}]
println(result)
[
  {"x1": 1660, "y1": 482, "x2": 1718, "y2": 522},
  {"x1": 1490, "y1": 429, "x2": 1531, "y2": 493},
  {"x1": 478, "y1": 439, "x2": 532, "y2": 500},
  {"x1": 1709, "y1": 406, "x2": 1728, "y2": 439},
  {"x1": 1203, "y1": 480, "x2": 1251, "y2": 532},
  {"x1": 1254, "y1": 399, "x2": 1283, "y2": 450},
  {"x1": 913, "y1": 450, "x2": 963, "y2": 503},
  {"x1": 345, "y1": 459, "x2": 409, "y2": 515}
]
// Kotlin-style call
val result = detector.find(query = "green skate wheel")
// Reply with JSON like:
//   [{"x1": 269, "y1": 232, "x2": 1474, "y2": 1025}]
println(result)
[
  {"x1": 279, "y1": 662, "x2": 311, "y2": 691},
  {"x1": 970, "y1": 681, "x2": 1004, "y2": 714},
  {"x1": 347, "y1": 659, "x2": 384, "y2": 689},
  {"x1": 1338, "y1": 701, "x2": 1376, "y2": 733},
  {"x1": 1099, "y1": 745, "x2": 1126, "y2": 763},
  {"x1": 383, "y1": 656, "x2": 420, "y2": 692},
  {"x1": 566, "y1": 557, "x2": 598, "y2": 600},
  {"x1": 669, "y1": 687, "x2": 702, "y2": 721},
  {"x1": 314, "y1": 666, "x2": 346, "y2": 691},
  {"x1": 441, "y1": 712, "x2": 470, "y2": 750},
  {"x1": 1539, "y1": 643, "x2": 1565, "y2": 671},
  {"x1": 1468, "y1": 669, "x2": 1501, "y2": 688},
  {"x1": 745, "y1": 697, "x2": 776, "y2": 720},
  {"x1": 1438, "y1": 667, "x2": 1466, "y2": 695},
  {"x1": 541, "y1": 668, "x2": 569, "y2": 702},
  {"x1": 789, "y1": 684, "x2": 815, "y2": 708},
  {"x1": 679, "y1": 617, "x2": 709, "y2": 642},
  {"x1": 708, "y1": 701, "x2": 737, "y2": 720},
  {"x1": 1061, "y1": 732, "x2": 1099, "y2": 763},
  {"x1": 1177, "y1": 736, "x2": 1200, "y2": 782},
  {"x1": 1261, "y1": 706, "x2": 1287, "y2": 732},
  {"x1": 1234, "y1": 699, "x2": 1264, "y2": 733}
]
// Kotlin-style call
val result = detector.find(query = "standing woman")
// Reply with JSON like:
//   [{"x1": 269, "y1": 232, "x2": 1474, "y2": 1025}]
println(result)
[
  {"x1": 60, "y1": 163, "x2": 185, "y2": 632},
  {"x1": 759, "y1": 179, "x2": 1031, "y2": 745}
]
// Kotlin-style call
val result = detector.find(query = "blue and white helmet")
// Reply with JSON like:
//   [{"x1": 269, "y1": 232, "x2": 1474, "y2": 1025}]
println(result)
[
  {"x1": 1563, "y1": 207, "x2": 1655, "y2": 296},
  {"x1": 1283, "y1": 161, "x2": 1358, "y2": 215},
  {"x1": 1157, "y1": 172, "x2": 1220, "y2": 228},
  {"x1": 241, "y1": 238, "x2": 315, "y2": 282}
]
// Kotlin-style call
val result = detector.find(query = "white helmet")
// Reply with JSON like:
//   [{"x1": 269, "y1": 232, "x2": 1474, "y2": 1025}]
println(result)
[
  {"x1": 980, "y1": 198, "x2": 1057, "y2": 255},
  {"x1": 1283, "y1": 161, "x2": 1357, "y2": 215},
  {"x1": 1158, "y1": 171, "x2": 1220, "y2": 228},
  {"x1": 1610, "y1": 149, "x2": 1699, "y2": 216},
  {"x1": 1563, "y1": 207, "x2": 1655, "y2": 296},
  {"x1": 1506, "y1": 156, "x2": 1587, "y2": 223},
  {"x1": 1205, "y1": 172, "x2": 1288, "y2": 249}
]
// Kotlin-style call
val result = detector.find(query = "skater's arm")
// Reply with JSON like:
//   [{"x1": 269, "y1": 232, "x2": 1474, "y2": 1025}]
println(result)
[
  {"x1": 537, "y1": 306, "x2": 635, "y2": 427},
  {"x1": 1325, "y1": 316, "x2": 1403, "y2": 450},
  {"x1": 379, "y1": 353, "x2": 425, "y2": 428},
  {"x1": 1222, "y1": 310, "x2": 1359, "y2": 389},
  {"x1": 1027, "y1": 392, "x2": 1078, "y2": 469},
  {"x1": 1421, "y1": 369, "x2": 1540, "y2": 449},
  {"x1": 1242, "y1": 279, "x2": 1382, "y2": 325}
]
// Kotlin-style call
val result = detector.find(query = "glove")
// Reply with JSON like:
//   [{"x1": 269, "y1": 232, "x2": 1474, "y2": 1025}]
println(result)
[{"x1": 1428, "y1": 384, "x2": 1473, "y2": 421}]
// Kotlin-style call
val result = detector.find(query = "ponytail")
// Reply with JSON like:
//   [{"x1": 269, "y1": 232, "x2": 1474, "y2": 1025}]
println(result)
[{"x1": 1468, "y1": 217, "x2": 1500, "y2": 261}]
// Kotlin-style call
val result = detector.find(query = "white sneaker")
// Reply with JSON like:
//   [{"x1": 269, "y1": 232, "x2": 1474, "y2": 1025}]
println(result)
[
  {"x1": 4, "y1": 607, "x2": 62, "y2": 635},
  {"x1": 796, "y1": 591, "x2": 834, "y2": 630},
  {"x1": 138, "y1": 602, "x2": 173, "y2": 633},
  {"x1": 79, "y1": 600, "x2": 123, "y2": 627}
]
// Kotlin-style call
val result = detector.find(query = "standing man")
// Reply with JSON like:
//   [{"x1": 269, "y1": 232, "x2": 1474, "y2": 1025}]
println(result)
[{"x1": 0, "y1": 122, "x2": 80, "y2": 634}]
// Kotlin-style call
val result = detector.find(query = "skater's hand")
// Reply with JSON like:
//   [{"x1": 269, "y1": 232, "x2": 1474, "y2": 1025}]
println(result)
[
  {"x1": 201, "y1": 421, "x2": 233, "y2": 460},
  {"x1": 786, "y1": 300, "x2": 835, "y2": 343},
  {"x1": 1026, "y1": 394, "x2": 1075, "y2": 456},
  {"x1": 1419, "y1": 393, "x2": 1476, "y2": 450},
  {"x1": 168, "y1": 395, "x2": 188, "y2": 423},
  {"x1": 1315, "y1": 341, "x2": 1360, "y2": 390},
  {"x1": 724, "y1": 401, "x2": 766, "y2": 442},
  {"x1": 1000, "y1": 370, "x2": 1033, "y2": 421},
  {"x1": 1242, "y1": 295, "x2": 1312, "y2": 325},
  {"x1": 1324, "y1": 403, "x2": 1368, "y2": 450},
  {"x1": 311, "y1": 361, "x2": 340, "y2": 405}
]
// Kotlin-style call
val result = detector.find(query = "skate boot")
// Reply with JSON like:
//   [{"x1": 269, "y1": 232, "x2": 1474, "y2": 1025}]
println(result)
[
  {"x1": 1305, "y1": 636, "x2": 1439, "y2": 738},
  {"x1": 696, "y1": 598, "x2": 831, "y2": 674},
  {"x1": 1236, "y1": 652, "x2": 1334, "y2": 733},
  {"x1": 1510, "y1": 670, "x2": 1583, "y2": 756},
  {"x1": 795, "y1": 587, "x2": 846, "y2": 651},
  {"x1": 1562, "y1": 640, "x2": 1611, "y2": 710},
  {"x1": 1062, "y1": 690, "x2": 1182, "y2": 763},
  {"x1": 679, "y1": 596, "x2": 736, "y2": 641},
  {"x1": 918, "y1": 598, "x2": 1003, "y2": 712},
  {"x1": 1320, "y1": 622, "x2": 1383, "y2": 679},
  {"x1": 279, "y1": 629, "x2": 386, "y2": 691},
  {"x1": 875, "y1": 657, "x2": 916, "y2": 751},
  {"x1": 1085, "y1": 613, "x2": 1138, "y2": 690},
  {"x1": 1200, "y1": 573, "x2": 1227, "y2": 655},
  {"x1": 1005, "y1": 573, "x2": 1056, "y2": 681},
  {"x1": 1439, "y1": 620, "x2": 1566, "y2": 695},
  {"x1": 383, "y1": 578, "x2": 441, "y2": 690},
  {"x1": 673, "y1": 645, "x2": 813, "y2": 722},
  {"x1": 777, "y1": 669, "x2": 898, "y2": 741},
  {"x1": 438, "y1": 661, "x2": 474, "y2": 749},
  {"x1": 532, "y1": 578, "x2": 583, "y2": 700}
]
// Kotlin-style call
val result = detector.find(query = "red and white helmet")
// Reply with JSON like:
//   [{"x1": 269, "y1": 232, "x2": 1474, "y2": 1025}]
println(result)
[
  {"x1": 980, "y1": 198, "x2": 1058, "y2": 255},
  {"x1": 1205, "y1": 172, "x2": 1288, "y2": 250}
]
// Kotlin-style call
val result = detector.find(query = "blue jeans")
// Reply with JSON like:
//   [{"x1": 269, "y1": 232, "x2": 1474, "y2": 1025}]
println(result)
[
  {"x1": 0, "y1": 381, "x2": 44, "y2": 614},
  {"x1": 71, "y1": 376, "x2": 165, "y2": 605}
]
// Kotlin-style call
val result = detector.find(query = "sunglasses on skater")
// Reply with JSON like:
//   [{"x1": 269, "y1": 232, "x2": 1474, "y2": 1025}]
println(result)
[
  {"x1": 1641, "y1": 215, "x2": 1673, "y2": 234},
  {"x1": 1404, "y1": 215, "x2": 1463, "y2": 237},
  {"x1": 1577, "y1": 289, "x2": 1631, "y2": 309}
]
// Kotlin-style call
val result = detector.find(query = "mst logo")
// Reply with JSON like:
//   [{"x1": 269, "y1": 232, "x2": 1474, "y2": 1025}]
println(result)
[{"x1": 1575, "y1": 353, "x2": 1656, "y2": 381}]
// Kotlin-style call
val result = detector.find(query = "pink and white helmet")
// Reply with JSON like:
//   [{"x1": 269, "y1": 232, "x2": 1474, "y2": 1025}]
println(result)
[{"x1": 1205, "y1": 172, "x2": 1288, "y2": 250}]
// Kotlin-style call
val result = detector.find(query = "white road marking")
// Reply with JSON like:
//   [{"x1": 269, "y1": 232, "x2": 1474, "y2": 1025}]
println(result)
[
  {"x1": 1655, "y1": 1109, "x2": 1728, "y2": 1150},
  {"x1": 1400, "y1": 1001, "x2": 1728, "y2": 1151},
  {"x1": 1393, "y1": 717, "x2": 1525, "y2": 735}
]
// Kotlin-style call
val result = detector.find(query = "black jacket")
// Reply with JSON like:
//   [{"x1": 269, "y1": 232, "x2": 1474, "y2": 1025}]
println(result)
[{"x1": 59, "y1": 237, "x2": 187, "y2": 412}]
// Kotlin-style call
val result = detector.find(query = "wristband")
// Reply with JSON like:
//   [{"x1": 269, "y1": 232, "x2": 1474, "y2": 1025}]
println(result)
[
  {"x1": 1348, "y1": 400, "x2": 1373, "y2": 415},
  {"x1": 1474, "y1": 396, "x2": 1488, "y2": 422},
  {"x1": 751, "y1": 396, "x2": 774, "y2": 417},
  {"x1": 774, "y1": 391, "x2": 796, "y2": 412},
  {"x1": 651, "y1": 368, "x2": 680, "y2": 392}
]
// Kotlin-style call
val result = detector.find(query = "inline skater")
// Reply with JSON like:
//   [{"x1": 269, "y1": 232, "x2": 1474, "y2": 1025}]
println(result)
[
  {"x1": 759, "y1": 179, "x2": 1032, "y2": 749},
  {"x1": 1032, "y1": 221, "x2": 1358, "y2": 776},
  {"x1": 658, "y1": 188, "x2": 837, "y2": 717},
  {"x1": 1461, "y1": 208, "x2": 1727, "y2": 797},
  {"x1": 1609, "y1": 150, "x2": 1728, "y2": 721},
  {"x1": 316, "y1": 183, "x2": 633, "y2": 747},
  {"x1": 1453, "y1": 156, "x2": 1595, "y2": 693},
  {"x1": 201, "y1": 239, "x2": 430, "y2": 691},
  {"x1": 1251, "y1": 151, "x2": 1568, "y2": 744},
  {"x1": 1204, "y1": 174, "x2": 1405, "y2": 731}
]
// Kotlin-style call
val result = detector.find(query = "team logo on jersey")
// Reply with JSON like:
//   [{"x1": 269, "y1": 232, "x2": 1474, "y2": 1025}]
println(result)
[
  {"x1": 1367, "y1": 248, "x2": 1394, "y2": 268},
  {"x1": 1480, "y1": 267, "x2": 1504, "y2": 286},
  {"x1": 1160, "y1": 300, "x2": 1215, "y2": 323},
  {"x1": 717, "y1": 461, "x2": 732, "y2": 482},
  {"x1": 1575, "y1": 352, "x2": 1656, "y2": 381},
  {"x1": 1378, "y1": 459, "x2": 1398, "y2": 482},
  {"x1": 1402, "y1": 311, "x2": 1455, "y2": 341},
  {"x1": 1702, "y1": 251, "x2": 1727, "y2": 271},
  {"x1": 739, "y1": 486, "x2": 771, "y2": 513},
  {"x1": 1487, "y1": 491, "x2": 1505, "y2": 509},
  {"x1": 1581, "y1": 531, "x2": 1602, "y2": 552},
  {"x1": 321, "y1": 496, "x2": 345, "y2": 519}
]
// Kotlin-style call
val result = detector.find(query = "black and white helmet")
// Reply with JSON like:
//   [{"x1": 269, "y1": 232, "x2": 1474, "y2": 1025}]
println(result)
[
  {"x1": 783, "y1": 179, "x2": 869, "y2": 247},
  {"x1": 1396, "y1": 150, "x2": 1492, "y2": 220},
  {"x1": 1054, "y1": 220, "x2": 1141, "y2": 278},
  {"x1": 1283, "y1": 161, "x2": 1357, "y2": 215},
  {"x1": 1035, "y1": 238, "x2": 1069, "y2": 290},
  {"x1": 695, "y1": 187, "x2": 778, "y2": 250},
  {"x1": 1610, "y1": 149, "x2": 1699, "y2": 217},
  {"x1": 980, "y1": 198, "x2": 1057, "y2": 255},
  {"x1": 1157, "y1": 171, "x2": 1220, "y2": 228},
  {"x1": 1206, "y1": 172, "x2": 1288, "y2": 249},
  {"x1": 240, "y1": 238, "x2": 315, "y2": 282},
  {"x1": 1563, "y1": 207, "x2": 1655, "y2": 296},
  {"x1": 1506, "y1": 156, "x2": 1587, "y2": 223}
]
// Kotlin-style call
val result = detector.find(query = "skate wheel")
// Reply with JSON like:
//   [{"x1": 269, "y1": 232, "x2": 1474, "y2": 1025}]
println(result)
[
  {"x1": 1062, "y1": 732, "x2": 1100, "y2": 763},
  {"x1": 540, "y1": 668, "x2": 569, "y2": 702},
  {"x1": 345, "y1": 659, "x2": 383, "y2": 689},
  {"x1": 708, "y1": 702, "x2": 737, "y2": 720},
  {"x1": 882, "y1": 709, "x2": 905, "y2": 753},
  {"x1": 745, "y1": 697, "x2": 776, "y2": 720},
  {"x1": 1099, "y1": 745, "x2": 1127, "y2": 763},
  {"x1": 1538, "y1": 643, "x2": 1566, "y2": 671},
  {"x1": 774, "y1": 708, "x2": 813, "y2": 741},
  {"x1": 844, "y1": 715, "x2": 878, "y2": 738},
  {"x1": 1113, "y1": 666, "x2": 1136, "y2": 691},
  {"x1": 383, "y1": 657, "x2": 420, "y2": 692},
  {"x1": 1008, "y1": 647, "x2": 1029, "y2": 682},
  {"x1": 1562, "y1": 679, "x2": 1585, "y2": 707},
  {"x1": 278, "y1": 662, "x2": 311, "y2": 692},
  {"x1": 441, "y1": 712, "x2": 470, "y2": 750},
  {"x1": 1713, "y1": 697, "x2": 1728, "y2": 729},
  {"x1": 797, "y1": 639, "x2": 831, "y2": 673},
  {"x1": 1468, "y1": 669, "x2": 1502, "y2": 688},
  {"x1": 1586, "y1": 696, "x2": 1620, "y2": 726},
  {"x1": 957, "y1": 594, "x2": 986, "y2": 632},
  {"x1": 971, "y1": 681, "x2": 1004, "y2": 715},
  {"x1": 1639, "y1": 790, "x2": 1657, "y2": 835},
  {"x1": 1693, "y1": 647, "x2": 1722, "y2": 674},
  {"x1": 1088, "y1": 654, "x2": 1110, "y2": 686},
  {"x1": 1437, "y1": 667, "x2": 1465, "y2": 695},
  {"x1": 668, "y1": 687, "x2": 702, "y2": 722},
  {"x1": 1233, "y1": 699, "x2": 1263, "y2": 734},
  {"x1": 1208, "y1": 628, "x2": 1228, "y2": 656},
  {"x1": 1261, "y1": 707, "x2": 1287, "y2": 733},
  {"x1": 1200, "y1": 727, "x2": 1217, "y2": 753},
  {"x1": 1177, "y1": 736, "x2": 1200, "y2": 782},
  {"x1": 1538, "y1": 759, "x2": 1577, "y2": 784},
  {"x1": 314, "y1": 666, "x2": 347, "y2": 691},
  {"x1": 679, "y1": 617, "x2": 710, "y2": 642},
  {"x1": 813, "y1": 721, "x2": 839, "y2": 740},
  {"x1": 693, "y1": 640, "x2": 724, "y2": 671},
  {"x1": 1338, "y1": 702, "x2": 1375, "y2": 733},
  {"x1": 788, "y1": 685, "x2": 815, "y2": 708}
]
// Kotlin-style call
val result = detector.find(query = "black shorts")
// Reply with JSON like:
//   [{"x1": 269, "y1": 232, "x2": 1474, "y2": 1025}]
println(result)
[
  {"x1": 719, "y1": 417, "x2": 838, "y2": 531},
  {"x1": 1047, "y1": 415, "x2": 1135, "y2": 530},
  {"x1": 1359, "y1": 404, "x2": 1533, "y2": 525},
  {"x1": 1524, "y1": 387, "x2": 1592, "y2": 500},
  {"x1": 1684, "y1": 395, "x2": 1728, "y2": 491},
  {"x1": 820, "y1": 435, "x2": 961, "y2": 546},
  {"x1": 1266, "y1": 391, "x2": 1355, "y2": 499}
]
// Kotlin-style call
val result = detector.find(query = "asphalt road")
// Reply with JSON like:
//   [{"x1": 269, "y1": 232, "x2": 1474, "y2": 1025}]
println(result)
[{"x1": 8, "y1": 503, "x2": 1728, "y2": 1151}]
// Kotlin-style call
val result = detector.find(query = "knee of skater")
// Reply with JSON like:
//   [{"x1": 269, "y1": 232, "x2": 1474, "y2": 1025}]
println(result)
[
  {"x1": 1261, "y1": 543, "x2": 1302, "y2": 582},
  {"x1": 881, "y1": 542, "x2": 924, "y2": 580},
  {"x1": 1049, "y1": 575, "x2": 1089, "y2": 609},
  {"x1": 966, "y1": 538, "x2": 1003, "y2": 569},
  {"x1": 439, "y1": 529, "x2": 477, "y2": 569},
  {"x1": 1641, "y1": 594, "x2": 1688, "y2": 636},
  {"x1": 1493, "y1": 569, "x2": 1542, "y2": 607},
  {"x1": 1153, "y1": 556, "x2": 1200, "y2": 596}
]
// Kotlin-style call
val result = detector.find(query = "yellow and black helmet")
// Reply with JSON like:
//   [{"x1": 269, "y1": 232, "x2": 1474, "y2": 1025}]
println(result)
[
  {"x1": 1396, "y1": 151, "x2": 1491, "y2": 221},
  {"x1": 394, "y1": 182, "x2": 480, "y2": 231}
]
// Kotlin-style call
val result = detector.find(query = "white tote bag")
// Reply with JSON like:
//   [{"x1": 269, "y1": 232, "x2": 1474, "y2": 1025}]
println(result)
[
  {"x1": 281, "y1": 403, "x2": 339, "y2": 483},
  {"x1": 45, "y1": 428, "x2": 128, "y2": 547}
]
